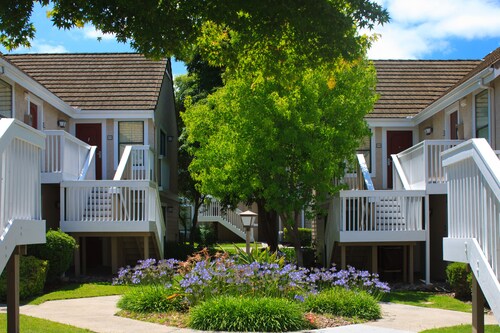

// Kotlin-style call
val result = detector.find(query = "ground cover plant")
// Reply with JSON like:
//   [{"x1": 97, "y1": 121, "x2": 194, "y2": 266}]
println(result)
[
  {"x1": 28, "y1": 283, "x2": 131, "y2": 305},
  {"x1": 0, "y1": 314, "x2": 94, "y2": 333},
  {"x1": 114, "y1": 249, "x2": 390, "y2": 331},
  {"x1": 420, "y1": 325, "x2": 500, "y2": 333},
  {"x1": 381, "y1": 290, "x2": 472, "y2": 313}
]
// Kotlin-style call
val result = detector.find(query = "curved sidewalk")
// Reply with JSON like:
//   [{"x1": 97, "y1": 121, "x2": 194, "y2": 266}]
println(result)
[{"x1": 3, "y1": 296, "x2": 497, "y2": 333}]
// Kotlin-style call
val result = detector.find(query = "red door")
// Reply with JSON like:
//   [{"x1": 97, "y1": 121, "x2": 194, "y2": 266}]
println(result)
[
  {"x1": 76, "y1": 123, "x2": 102, "y2": 180},
  {"x1": 387, "y1": 131, "x2": 413, "y2": 188},
  {"x1": 30, "y1": 102, "x2": 38, "y2": 129},
  {"x1": 450, "y1": 111, "x2": 458, "y2": 140}
]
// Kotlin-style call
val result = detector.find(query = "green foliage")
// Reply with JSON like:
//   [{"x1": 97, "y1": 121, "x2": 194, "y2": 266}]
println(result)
[
  {"x1": 118, "y1": 285, "x2": 188, "y2": 313},
  {"x1": 420, "y1": 325, "x2": 500, "y2": 333},
  {"x1": 0, "y1": 314, "x2": 94, "y2": 333},
  {"x1": 28, "y1": 283, "x2": 131, "y2": 305},
  {"x1": 304, "y1": 287, "x2": 381, "y2": 320},
  {"x1": 189, "y1": 296, "x2": 309, "y2": 332},
  {"x1": 445, "y1": 262, "x2": 472, "y2": 300},
  {"x1": 231, "y1": 245, "x2": 285, "y2": 266},
  {"x1": 0, "y1": 256, "x2": 48, "y2": 301},
  {"x1": 283, "y1": 228, "x2": 312, "y2": 247},
  {"x1": 381, "y1": 291, "x2": 472, "y2": 313},
  {"x1": 28, "y1": 230, "x2": 77, "y2": 282},
  {"x1": 194, "y1": 224, "x2": 217, "y2": 246}
]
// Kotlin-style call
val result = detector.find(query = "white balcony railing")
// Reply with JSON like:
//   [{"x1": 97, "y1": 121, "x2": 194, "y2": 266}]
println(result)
[
  {"x1": 0, "y1": 119, "x2": 46, "y2": 273},
  {"x1": 42, "y1": 130, "x2": 96, "y2": 182},
  {"x1": 393, "y1": 140, "x2": 463, "y2": 192},
  {"x1": 442, "y1": 139, "x2": 500, "y2": 322},
  {"x1": 336, "y1": 154, "x2": 374, "y2": 190},
  {"x1": 114, "y1": 145, "x2": 154, "y2": 181},
  {"x1": 329, "y1": 190, "x2": 426, "y2": 243},
  {"x1": 60, "y1": 180, "x2": 165, "y2": 258}
]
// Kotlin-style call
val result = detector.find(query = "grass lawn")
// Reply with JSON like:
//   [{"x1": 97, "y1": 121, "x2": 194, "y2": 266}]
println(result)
[
  {"x1": 0, "y1": 314, "x2": 94, "y2": 332},
  {"x1": 28, "y1": 283, "x2": 132, "y2": 305},
  {"x1": 215, "y1": 242, "x2": 252, "y2": 254},
  {"x1": 420, "y1": 324, "x2": 500, "y2": 333},
  {"x1": 381, "y1": 291, "x2": 472, "y2": 312}
]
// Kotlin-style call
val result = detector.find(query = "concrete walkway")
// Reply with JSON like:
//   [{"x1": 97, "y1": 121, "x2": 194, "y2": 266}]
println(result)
[{"x1": 0, "y1": 296, "x2": 497, "y2": 333}]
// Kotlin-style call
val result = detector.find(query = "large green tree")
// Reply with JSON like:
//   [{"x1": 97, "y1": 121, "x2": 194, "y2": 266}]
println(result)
[
  {"x1": 182, "y1": 57, "x2": 378, "y2": 264},
  {"x1": 1, "y1": 1, "x2": 388, "y2": 70}
]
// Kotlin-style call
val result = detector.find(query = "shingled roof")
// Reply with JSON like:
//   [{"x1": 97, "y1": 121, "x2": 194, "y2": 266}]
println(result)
[
  {"x1": 371, "y1": 60, "x2": 480, "y2": 118},
  {"x1": 3, "y1": 53, "x2": 168, "y2": 111}
]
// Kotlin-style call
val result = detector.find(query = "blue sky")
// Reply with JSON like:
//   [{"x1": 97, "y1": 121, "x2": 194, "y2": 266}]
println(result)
[{"x1": 1, "y1": 1, "x2": 499, "y2": 76}]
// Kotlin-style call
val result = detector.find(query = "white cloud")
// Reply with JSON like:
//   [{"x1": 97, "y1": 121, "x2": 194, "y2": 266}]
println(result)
[
  {"x1": 82, "y1": 26, "x2": 116, "y2": 41},
  {"x1": 365, "y1": 0, "x2": 500, "y2": 59},
  {"x1": 2, "y1": 40, "x2": 68, "y2": 54}
]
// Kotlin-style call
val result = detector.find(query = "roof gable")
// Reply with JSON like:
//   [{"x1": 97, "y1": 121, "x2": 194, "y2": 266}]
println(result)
[
  {"x1": 4, "y1": 53, "x2": 168, "y2": 111},
  {"x1": 371, "y1": 60, "x2": 481, "y2": 119}
]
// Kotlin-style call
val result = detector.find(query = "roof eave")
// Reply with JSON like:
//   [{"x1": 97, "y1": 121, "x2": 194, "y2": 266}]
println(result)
[
  {"x1": 0, "y1": 58, "x2": 78, "y2": 117},
  {"x1": 412, "y1": 67, "x2": 497, "y2": 125}
]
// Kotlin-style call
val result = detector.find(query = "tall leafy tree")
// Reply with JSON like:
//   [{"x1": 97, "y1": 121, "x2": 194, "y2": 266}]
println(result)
[
  {"x1": 182, "y1": 57, "x2": 378, "y2": 264},
  {"x1": 175, "y1": 59, "x2": 223, "y2": 245}
]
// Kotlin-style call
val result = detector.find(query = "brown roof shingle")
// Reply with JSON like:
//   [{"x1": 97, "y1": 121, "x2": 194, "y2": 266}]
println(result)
[
  {"x1": 3, "y1": 53, "x2": 168, "y2": 111},
  {"x1": 371, "y1": 60, "x2": 481, "y2": 118}
]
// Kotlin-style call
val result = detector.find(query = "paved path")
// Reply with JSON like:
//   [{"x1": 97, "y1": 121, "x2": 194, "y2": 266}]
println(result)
[{"x1": 0, "y1": 296, "x2": 497, "y2": 333}]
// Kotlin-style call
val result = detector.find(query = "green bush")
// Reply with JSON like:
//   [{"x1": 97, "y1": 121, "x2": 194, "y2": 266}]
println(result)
[
  {"x1": 0, "y1": 256, "x2": 48, "y2": 301},
  {"x1": 446, "y1": 262, "x2": 472, "y2": 300},
  {"x1": 304, "y1": 287, "x2": 381, "y2": 320},
  {"x1": 195, "y1": 224, "x2": 217, "y2": 246},
  {"x1": 117, "y1": 285, "x2": 187, "y2": 313},
  {"x1": 28, "y1": 229, "x2": 77, "y2": 282},
  {"x1": 164, "y1": 242, "x2": 195, "y2": 261},
  {"x1": 189, "y1": 296, "x2": 309, "y2": 332},
  {"x1": 283, "y1": 228, "x2": 312, "y2": 247}
]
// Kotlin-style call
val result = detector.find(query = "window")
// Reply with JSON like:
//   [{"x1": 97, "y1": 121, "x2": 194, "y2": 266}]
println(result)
[
  {"x1": 356, "y1": 133, "x2": 372, "y2": 172},
  {"x1": 118, "y1": 121, "x2": 144, "y2": 155},
  {"x1": 475, "y1": 90, "x2": 489, "y2": 140},
  {"x1": 0, "y1": 79, "x2": 12, "y2": 118}
]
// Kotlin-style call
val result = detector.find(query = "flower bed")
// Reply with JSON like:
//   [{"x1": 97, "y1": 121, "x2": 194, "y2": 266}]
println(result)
[{"x1": 114, "y1": 249, "x2": 389, "y2": 331}]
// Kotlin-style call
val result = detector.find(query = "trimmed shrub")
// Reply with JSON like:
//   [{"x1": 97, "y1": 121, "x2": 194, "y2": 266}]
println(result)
[
  {"x1": 283, "y1": 228, "x2": 312, "y2": 247},
  {"x1": 28, "y1": 229, "x2": 77, "y2": 282},
  {"x1": 189, "y1": 296, "x2": 309, "y2": 332},
  {"x1": 304, "y1": 287, "x2": 381, "y2": 320},
  {"x1": 117, "y1": 285, "x2": 188, "y2": 313},
  {"x1": 446, "y1": 262, "x2": 471, "y2": 300},
  {"x1": 0, "y1": 256, "x2": 48, "y2": 301}
]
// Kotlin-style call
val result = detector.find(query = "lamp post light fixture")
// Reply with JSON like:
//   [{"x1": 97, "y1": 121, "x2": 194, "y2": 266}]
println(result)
[{"x1": 239, "y1": 210, "x2": 258, "y2": 254}]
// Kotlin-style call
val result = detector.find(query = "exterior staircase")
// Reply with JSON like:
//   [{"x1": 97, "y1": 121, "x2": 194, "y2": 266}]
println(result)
[
  {"x1": 442, "y1": 139, "x2": 500, "y2": 324},
  {"x1": 198, "y1": 200, "x2": 250, "y2": 241},
  {"x1": 0, "y1": 119, "x2": 46, "y2": 273}
]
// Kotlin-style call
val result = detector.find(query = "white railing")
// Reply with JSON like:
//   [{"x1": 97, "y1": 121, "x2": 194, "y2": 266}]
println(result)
[
  {"x1": 394, "y1": 140, "x2": 463, "y2": 190},
  {"x1": 337, "y1": 190, "x2": 425, "y2": 233},
  {"x1": 199, "y1": 199, "x2": 245, "y2": 234},
  {"x1": 0, "y1": 119, "x2": 46, "y2": 272},
  {"x1": 42, "y1": 131, "x2": 96, "y2": 182},
  {"x1": 336, "y1": 154, "x2": 374, "y2": 190},
  {"x1": 61, "y1": 180, "x2": 165, "y2": 257},
  {"x1": 443, "y1": 139, "x2": 500, "y2": 279},
  {"x1": 114, "y1": 145, "x2": 154, "y2": 181},
  {"x1": 442, "y1": 139, "x2": 500, "y2": 322}
]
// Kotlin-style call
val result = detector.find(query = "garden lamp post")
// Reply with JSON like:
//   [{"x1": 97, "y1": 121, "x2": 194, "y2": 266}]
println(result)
[{"x1": 239, "y1": 210, "x2": 258, "y2": 254}]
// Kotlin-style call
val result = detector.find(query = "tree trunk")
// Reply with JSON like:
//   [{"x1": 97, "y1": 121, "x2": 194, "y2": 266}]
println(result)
[
  {"x1": 283, "y1": 211, "x2": 304, "y2": 267},
  {"x1": 256, "y1": 199, "x2": 279, "y2": 252},
  {"x1": 189, "y1": 195, "x2": 205, "y2": 246}
]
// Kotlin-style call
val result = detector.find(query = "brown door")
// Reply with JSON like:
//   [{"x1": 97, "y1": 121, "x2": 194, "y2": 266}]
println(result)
[
  {"x1": 30, "y1": 102, "x2": 38, "y2": 129},
  {"x1": 76, "y1": 123, "x2": 102, "y2": 179},
  {"x1": 450, "y1": 111, "x2": 458, "y2": 140},
  {"x1": 387, "y1": 130, "x2": 413, "y2": 188}
]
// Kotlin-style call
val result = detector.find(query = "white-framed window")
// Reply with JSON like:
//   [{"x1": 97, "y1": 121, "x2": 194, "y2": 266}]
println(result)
[
  {"x1": 0, "y1": 79, "x2": 13, "y2": 118},
  {"x1": 475, "y1": 89, "x2": 489, "y2": 141},
  {"x1": 118, "y1": 121, "x2": 144, "y2": 155}
]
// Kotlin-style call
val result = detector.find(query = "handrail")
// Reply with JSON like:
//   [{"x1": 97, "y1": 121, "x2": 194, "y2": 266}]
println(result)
[
  {"x1": 356, "y1": 154, "x2": 374, "y2": 190},
  {"x1": 392, "y1": 154, "x2": 411, "y2": 190},
  {"x1": 114, "y1": 146, "x2": 132, "y2": 180},
  {"x1": 79, "y1": 146, "x2": 97, "y2": 180},
  {"x1": 114, "y1": 145, "x2": 154, "y2": 181}
]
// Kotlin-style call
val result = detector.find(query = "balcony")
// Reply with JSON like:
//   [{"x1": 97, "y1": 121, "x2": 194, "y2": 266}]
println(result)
[
  {"x1": 392, "y1": 140, "x2": 463, "y2": 194},
  {"x1": 41, "y1": 131, "x2": 96, "y2": 183}
]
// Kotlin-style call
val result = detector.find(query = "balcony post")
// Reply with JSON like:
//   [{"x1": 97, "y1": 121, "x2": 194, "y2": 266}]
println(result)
[
  {"x1": 471, "y1": 272, "x2": 485, "y2": 333},
  {"x1": 425, "y1": 194, "x2": 430, "y2": 284},
  {"x1": 7, "y1": 246, "x2": 20, "y2": 333}
]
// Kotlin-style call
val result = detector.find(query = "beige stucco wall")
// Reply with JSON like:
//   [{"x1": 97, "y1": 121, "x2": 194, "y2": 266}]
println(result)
[{"x1": 371, "y1": 127, "x2": 383, "y2": 189}]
